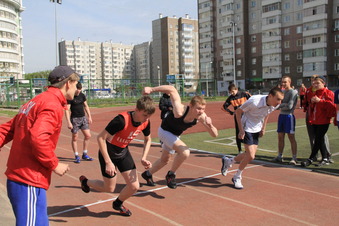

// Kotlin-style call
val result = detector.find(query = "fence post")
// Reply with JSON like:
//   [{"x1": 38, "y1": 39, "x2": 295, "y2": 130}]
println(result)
[{"x1": 16, "y1": 78, "x2": 20, "y2": 108}]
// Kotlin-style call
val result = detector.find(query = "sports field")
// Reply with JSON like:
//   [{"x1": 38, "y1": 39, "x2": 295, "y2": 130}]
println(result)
[{"x1": 0, "y1": 101, "x2": 338, "y2": 225}]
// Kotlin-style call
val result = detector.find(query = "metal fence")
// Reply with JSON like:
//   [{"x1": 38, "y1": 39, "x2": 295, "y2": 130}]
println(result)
[{"x1": 0, "y1": 78, "x2": 219, "y2": 108}]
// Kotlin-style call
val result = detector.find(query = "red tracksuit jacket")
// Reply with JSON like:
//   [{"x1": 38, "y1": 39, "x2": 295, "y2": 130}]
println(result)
[{"x1": 0, "y1": 87, "x2": 67, "y2": 190}]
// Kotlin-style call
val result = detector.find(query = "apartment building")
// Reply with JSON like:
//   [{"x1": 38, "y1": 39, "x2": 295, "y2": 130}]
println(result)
[
  {"x1": 59, "y1": 39, "x2": 134, "y2": 91},
  {"x1": 134, "y1": 41, "x2": 151, "y2": 80},
  {"x1": 0, "y1": 0, "x2": 24, "y2": 80},
  {"x1": 152, "y1": 14, "x2": 199, "y2": 92},
  {"x1": 198, "y1": 0, "x2": 339, "y2": 92}
]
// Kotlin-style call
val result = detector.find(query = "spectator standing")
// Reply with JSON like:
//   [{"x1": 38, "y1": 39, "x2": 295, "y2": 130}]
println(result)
[
  {"x1": 141, "y1": 85, "x2": 218, "y2": 189},
  {"x1": 221, "y1": 87, "x2": 283, "y2": 189},
  {"x1": 65, "y1": 82, "x2": 93, "y2": 163},
  {"x1": 79, "y1": 96, "x2": 155, "y2": 216},
  {"x1": 299, "y1": 83, "x2": 306, "y2": 108},
  {"x1": 301, "y1": 76, "x2": 336, "y2": 167},
  {"x1": 272, "y1": 76, "x2": 298, "y2": 165},
  {"x1": 222, "y1": 84, "x2": 251, "y2": 153},
  {"x1": 159, "y1": 93, "x2": 173, "y2": 120},
  {"x1": 303, "y1": 75, "x2": 333, "y2": 163},
  {"x1": 0, "y1": 66, "x2": 79, "y2": 225}
]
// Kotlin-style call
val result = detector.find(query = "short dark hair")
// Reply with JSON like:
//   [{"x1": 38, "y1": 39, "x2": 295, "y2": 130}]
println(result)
[
  {"x1": 228, "y1": 84, "x2": 237, "y2": 92},
  {"x1": 136, "y1": 95, "x2": 156, "y2": 115},
  {"x1": 76, "y1": 82, "x2": 82, "y2": 90},
  {"x1": 269, "y1": 87, "x2": 283, "y2": 96}
]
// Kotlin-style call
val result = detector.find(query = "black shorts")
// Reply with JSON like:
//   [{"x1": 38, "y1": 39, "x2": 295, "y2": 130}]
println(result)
[
  {"x1": 243, "y1": 131, "x2": 260, "y2": 145},
  {"x1": 98, "y1": 148, "x2": 136, "y2": 178}
]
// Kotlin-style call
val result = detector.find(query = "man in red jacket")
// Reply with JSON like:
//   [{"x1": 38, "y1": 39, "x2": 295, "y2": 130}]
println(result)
[{"x1": 0, "y1": 66, "x2": 79, "y2": 225}]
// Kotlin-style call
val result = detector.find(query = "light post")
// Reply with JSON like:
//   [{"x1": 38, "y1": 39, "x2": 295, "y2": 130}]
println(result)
[
  {"x1": 157, "y1": 65, "x2": 160, "y2": 86},
  {"x1": 205, "y1": 62, "x2": 212, "y2": 97},
  {"x1": 230, "y1": 21, "x2": 236, "y2": 86}
]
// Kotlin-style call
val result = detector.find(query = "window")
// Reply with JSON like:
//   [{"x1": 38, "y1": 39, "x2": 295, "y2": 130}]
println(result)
[
  {"x1": 336, "y1": 35, "x2": 339, "y2": 42},
  {"x1": 283, "y1": 15, "x2": 291, "y2": 22},
  {"x1": 335, "y1": 63, "x2": 339, "y2": 70},
  {"x1": 236, "y1": 37, "x2": 241, "y2": 43},
  {"x1": 252, "y1": 58, "x2": 256, "y2": 64},
  {"x1": 236, "y1": 48, "x2": 241, "y2": 54},
  {"x1": 284, "y1": 41, "x2": 290, "y2": 48},
  {"x1": 251, "y1": 35, "x2": 256, "y2": 42},
  {"x1": 296, "y1": 26, "x2": 302, "y2": 34},
  {"x1": 284, "y1": 2, "x2": 290, "y2": 9},
  {"x1": 297, "y1": 52, "x2": 302, "y2": 59},
  {"x1": 251, "y1": 1, "x2": 256, "y2": 7},
  {"x1": 297, "y1": 66, "x2": 303, "y2": 73},
  {"x1": 251, "y1": 47, "x2": 256, "y2": 53},
  {"x1": 237, "y1": 70, "x2": 242, "y2": 77},
  {"x1": 335, "y1": 49, "x2": 339, "y2": 56},
  {"x1": 237, "y1": 59, "x2": 241, "y2": 65},
  {"x1": 252, "y1": 70, "x2": 257, "y2": 76},
  {"x1": 285, "y1": 54, "x2": 290, "y2": 61},
  {"x1": 285, "y1": 67, "x2": 290, "y2": 73},
  {"x1": 312, "y1": 37, "x2": 321, "y2": 43},
  {"x1": 337, "y1": 6, "x2": 339, "y2": 13},
  {"x1": 297, "y1": 39, "x2": 303, "y2": 46},
  {"x1": 284, "y1": 28, "x2": 290, "y2": 35}
]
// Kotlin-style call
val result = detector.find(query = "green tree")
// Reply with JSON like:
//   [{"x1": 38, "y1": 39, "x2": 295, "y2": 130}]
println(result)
[{"x1": 24, "y1": 70, "x2": 51, "y2": 79}]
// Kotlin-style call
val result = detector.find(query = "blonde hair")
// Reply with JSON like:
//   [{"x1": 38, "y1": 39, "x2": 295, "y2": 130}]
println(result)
[{"x1": 190, "y1": 96, "x2": 206, "y2": 106}]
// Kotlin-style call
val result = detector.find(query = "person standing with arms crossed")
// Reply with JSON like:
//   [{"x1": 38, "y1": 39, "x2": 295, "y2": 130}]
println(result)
[
  {"x1": 272, "y1": 76, "x2": 298, "y2": 165},
  {"x1": 65, "y1": 82, "x2": 93, "y2": 163},
  {"x1": 79, "y1": 96, "x2": 155, "y2": 216},
  {"x1": 222, "y1": 84, "x2": 251, "y2": 153},
  {"x1": 141, "y1": 85, "x2": 218, "y2": 189},
  {"x1": 221, "y1": 87, "x2": 283, "y2": 189},
  {"x1": 0, "y1": 66, "x2": 78, "y2": 225}
]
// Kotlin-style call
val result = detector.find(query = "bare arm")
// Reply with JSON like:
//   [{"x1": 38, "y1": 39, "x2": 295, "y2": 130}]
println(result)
[
  {"x1": 143, "y1": 85, "x2": 184, "y2": 117},
  {"x1": 198, "y1": 113, "x2": 218, "y2": 137},
  {"x1": 260, "y1": 115, "x2": 269, "y2": 137},
  {"x1": 140, "y1": 134, "x2": 152, "y2": 169},
  {"x1": 235, "y1": 108, "x2": 245, "y2": 139},
  {"x1": 64, "y1": 104, "x2": 72, "y2": 129},
  {"x1": 97, "y1": 130, "x2": 116, "y2": 177},
  {"x1": 83, "y1": 101, "x2": 92, "y2": 124}
]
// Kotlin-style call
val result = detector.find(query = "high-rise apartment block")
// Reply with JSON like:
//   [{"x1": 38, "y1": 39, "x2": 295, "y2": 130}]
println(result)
[
  {"x1": 198, "y1": 0, "x2": 339, "y2": 91},
  {"x1": 0, "y1": 0, "x2": 24, "y2": 80},
  {"x1": 152, "y1": 14, "x2": 199, "y2": 92},
  {"x1": 59, "y1": 39, "x2": 134, "y2": 91}
]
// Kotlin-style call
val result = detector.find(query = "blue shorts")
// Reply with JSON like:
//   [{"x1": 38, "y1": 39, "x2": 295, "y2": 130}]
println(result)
[
  {"x1": 7, "y1": 180, "x2": 48, "y2": 226},
  {"x1": 243, "y1": 131, "x2": 260, "y2": 145},
  {"x1": 277, "y1": 114, "x2": 295, "y2": 134}
]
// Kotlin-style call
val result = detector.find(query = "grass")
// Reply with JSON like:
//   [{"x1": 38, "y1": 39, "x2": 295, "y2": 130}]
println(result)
[{"x1": 181, "y1": 118, "x2": 339, "y2": 176}]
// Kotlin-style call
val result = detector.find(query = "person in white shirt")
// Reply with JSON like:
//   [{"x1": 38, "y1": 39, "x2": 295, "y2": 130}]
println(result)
[{"x1": 221, "y1": 87, "x2": 284, "y2": 189}]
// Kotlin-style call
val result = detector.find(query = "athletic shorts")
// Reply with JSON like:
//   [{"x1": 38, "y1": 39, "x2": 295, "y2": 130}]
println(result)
[
  {"x1": 98, "y1": 149, "x2": 136, "y2": 178},
  {"x1": 158, "y1": 127, "x2": 180, "y2": 154},
  {"x1": 71, "y1": 116, "x2": 89, "y2": 133},
  {"x1": 243, "y1": 131, "x2": 260, "y2": 145},
  {"x1": 277, "y1": 114, "x2": 295, "y2": 134},
  {"x1": 7, "y1": 180, "x2": 48, "y2": 226}
]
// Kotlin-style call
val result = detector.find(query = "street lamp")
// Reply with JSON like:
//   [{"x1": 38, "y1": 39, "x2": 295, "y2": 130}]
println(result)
[
  {"x1": 157, "y1": 65, "x2": 160, "y2": 86},
  {"x1": 205, "y1": 61, "x2": 212, "y2": 97},
  {"x1": 230, "y1": 21, "x2": 236, "y2": 86}
]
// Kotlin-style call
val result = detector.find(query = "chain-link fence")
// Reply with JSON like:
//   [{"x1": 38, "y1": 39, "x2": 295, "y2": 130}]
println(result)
[{"x1": 0, "y1": 78, "x2": 219, "y2": 108}]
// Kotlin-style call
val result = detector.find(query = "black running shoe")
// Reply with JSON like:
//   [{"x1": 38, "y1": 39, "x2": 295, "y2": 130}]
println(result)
[
  {"x1": 301, "y1": 159, "x2": 312, "y2": 167},
  {"x1": 165, "y1": 171, "x2": 177, "y2": 189},
  {"x1": 79, "y1": 175, "x2": 90, "y2": 193},
  {"x1": 141, "y1": 171, "x2": 156, "y2": 186},
  {"x1": 112, "y1": 201, "x2": 132, "y2": 216}
]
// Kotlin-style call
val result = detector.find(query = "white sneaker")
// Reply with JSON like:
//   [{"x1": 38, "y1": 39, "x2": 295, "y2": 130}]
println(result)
[
  {"x1": 289, "y1": 159, "x2": 297, "y2": 165},
  {"x1": 232, "y1": 177, "x2": 243, "y2": 189},
  {"x1": 221, "y1": 156, "x2": 232, "y2": 176}
]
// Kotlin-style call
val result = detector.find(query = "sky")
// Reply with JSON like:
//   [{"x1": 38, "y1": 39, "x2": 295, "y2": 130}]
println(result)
[{"x1": 21, "y1": 0, "x2": 198, "y2": 73}]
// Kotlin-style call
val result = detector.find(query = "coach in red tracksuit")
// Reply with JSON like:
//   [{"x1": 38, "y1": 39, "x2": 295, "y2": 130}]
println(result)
[
  {"x1": 301, "y1": 76, "x2": 336, "y2": 167},
  {"x1": 0, "y1": 66, "x2": 79, "y2": 226}
]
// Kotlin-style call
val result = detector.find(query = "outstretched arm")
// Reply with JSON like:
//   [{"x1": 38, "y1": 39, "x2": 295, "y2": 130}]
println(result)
[{"x1": 143, "y1": 85, "x2": 184, "y2": 117}]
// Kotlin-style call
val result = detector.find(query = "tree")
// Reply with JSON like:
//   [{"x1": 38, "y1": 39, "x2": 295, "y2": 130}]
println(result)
[{"x1": 24, "y1": 70, "x2": 51, "y2": 79}]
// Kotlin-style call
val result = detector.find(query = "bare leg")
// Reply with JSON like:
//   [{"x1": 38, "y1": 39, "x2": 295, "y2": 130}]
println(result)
[
  {"x1": 81, "y1": 129, "x2": 91, "y2": 152},
  {"x1": 238, "y1": 144, "x2": 257, "y2": 171},
  {"x1": 278, "y1": 132, "x2": 285, "y2": 155},
  {"x1": 71, "y1": 133, "x2": 78, "y2": 155},
  {"x1": 169, "y1": 139, "x2": 190, "y2": 173},
  {"x1": 117, "y1": 169, "x2": 139, "y2": 201},
  {"x1": 287, "y1": 133, "x2": 297, "y2": 157},
  {"x1": 148, "y1": 150, "x2": 171, "y2": 175},
  {"x1": 87, "y1": 176, "x2": 117, "y2": 193}
]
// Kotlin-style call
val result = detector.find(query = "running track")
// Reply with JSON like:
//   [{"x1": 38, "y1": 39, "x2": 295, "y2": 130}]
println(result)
[{"x1": 0, "y1": 101, "x2": 338, "y2": 225}]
